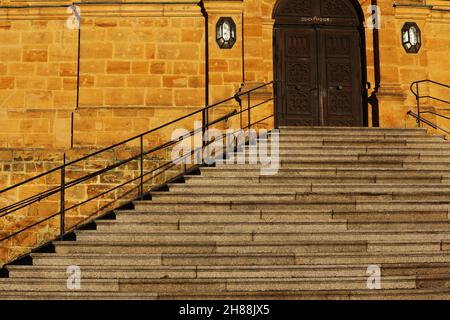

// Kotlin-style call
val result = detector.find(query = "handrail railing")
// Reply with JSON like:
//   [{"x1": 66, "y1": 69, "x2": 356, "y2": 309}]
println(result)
[
  {"x1": 407, "y1": 110, "x2": 450, "y2": 135},
  {"x1": 409, "y1": 79, "x2": 450, "y2": 128},
  {"x1": 0, "y1": 81, "x2": 276, "y2": 262}
]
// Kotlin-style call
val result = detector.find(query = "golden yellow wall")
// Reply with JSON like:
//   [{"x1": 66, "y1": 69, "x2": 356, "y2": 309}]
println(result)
[
  {"x1": 0, "y1": 145, "x2": 188, "y2": 266},
  {"x1": 0, "y1": 2, "x2": 210, "y2": 149},
  {"x1": 1, "y1": 0, "x2": 448, "y2": 149},
  {"x1": 0, "y1": 0, "x2": 449, "y2": 266},
  {"x1": 380, "y1": 0, "x2": 450, "y2": 129}
]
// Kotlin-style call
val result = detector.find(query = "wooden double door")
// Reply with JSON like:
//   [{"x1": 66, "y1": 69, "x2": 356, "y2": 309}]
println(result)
[{"x1": 275, "y1": 26, "x2": 363, "y2": 127}]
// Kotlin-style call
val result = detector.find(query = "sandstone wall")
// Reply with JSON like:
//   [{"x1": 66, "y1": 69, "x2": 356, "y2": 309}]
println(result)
[
  {"x1": 0, "y1": 0, "x2": 449, "y2": 146},
  {"x1": 0, "y1": 144, "x2": 193, "y2": 266},
  {"x1": 378, "y1": 0, "x2": 450, "y2": 129},
  {"x1": 0, "y1": 0, "x2": 274, "y2": 150},
  {"x1": 1, "y1": 0, "x2": 449, "y2": 265}
]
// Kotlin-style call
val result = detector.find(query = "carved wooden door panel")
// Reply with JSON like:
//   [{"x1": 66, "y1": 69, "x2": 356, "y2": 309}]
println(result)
[
  {"x1": 319, "y1": 28, "x2": 363, "y2": 127},
  {"x1": 275, "y1": 27, "x2": 363, "y2": 127},
  {"x1": 275, "y1": 28, "x2": 320, "y2": 126}
]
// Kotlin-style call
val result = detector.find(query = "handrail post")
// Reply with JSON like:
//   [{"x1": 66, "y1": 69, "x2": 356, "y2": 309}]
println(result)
[
  {"x1": 247, "y1": 92, "x2": 251, "y2": 130},
  {"x1": 240, "y1": 101, "x2": 243, "y2": 129},
  {"x1": 60, "y1": 153, "x2": 66, "y2": 241},
  {"x1": 416, "y1": 82, "x2": 421, "y2": 127},
  {"x1": 273, "y1": 81, "x2": 278, "y2": 129},
  {"x1": 202, "y1": 109, "x2": 208, "y2": 146},
  {"x1": 202, "y1": 106, "x2": 209, "y2": 166},
  {"x1": 140, "y1": 135, "x2": 144, "y2": 200}
]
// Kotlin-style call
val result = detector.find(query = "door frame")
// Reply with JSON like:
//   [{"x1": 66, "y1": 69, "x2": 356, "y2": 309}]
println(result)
[{"x1": 272, "y1": 0, "x2": 369, "y2": 128}]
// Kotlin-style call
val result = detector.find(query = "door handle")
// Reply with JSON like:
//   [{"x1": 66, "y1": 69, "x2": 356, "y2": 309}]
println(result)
[{"x1": 336, "y1": 85, "x2": 344, "y2": 91}]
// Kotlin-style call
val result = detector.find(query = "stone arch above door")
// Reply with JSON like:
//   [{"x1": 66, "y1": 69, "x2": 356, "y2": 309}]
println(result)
[{"x1": 272, "y1": 0, "x2": 362, "y2": 27}]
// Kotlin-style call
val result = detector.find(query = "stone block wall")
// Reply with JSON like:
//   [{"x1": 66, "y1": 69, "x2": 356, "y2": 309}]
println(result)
[
  {"x1": 1, "y1": 0, "x2": 449, "y2": 265},
  {"x1": 378, "y1": 0, "x2": 450, "y2": 129},
  {"x1": 0, "y1": 1, "x2": 273, "y2": 150},
  {"x1": 0, "y1": 145, "x2": 188, "y2": 266},
  {"x1": 0, "y1": 1, "x2": 449, "y2": 147}
]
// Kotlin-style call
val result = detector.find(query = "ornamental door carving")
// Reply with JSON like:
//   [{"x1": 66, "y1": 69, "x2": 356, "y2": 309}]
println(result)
[{"x1": 274, "y1": 0, "x2": 364, "y2": 127}]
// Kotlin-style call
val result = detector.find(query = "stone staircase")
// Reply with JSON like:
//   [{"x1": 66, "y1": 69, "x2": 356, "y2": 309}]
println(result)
[{"x1": 3, "y1": 126, "x2": 450, "y2": 299}]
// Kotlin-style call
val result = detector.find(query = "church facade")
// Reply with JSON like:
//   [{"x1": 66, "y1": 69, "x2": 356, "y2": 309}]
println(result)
[
  {"x1": 0, "y1": 0, "x2": 448, "y2": 151},
  {"x1": 0, "y1": 0, "x2": 449, "y2": 265}
]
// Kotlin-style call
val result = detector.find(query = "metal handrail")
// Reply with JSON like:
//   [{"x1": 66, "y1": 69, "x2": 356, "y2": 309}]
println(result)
[
  {"x1": 407, "y1": 111, "x2": 450, "y2": 135},
  {"x1": 409, "y1": 79, "x2": 450, "y2": 128},
  {"x1": 0, "y1": 110, "x2": 238, "y2": 218},
  {"x1": 421, "y1": 110, "x2": 450, "y2": 122},
  {"x1": 0, "y1": 82, "x2": 272, "y2": 195},
  {"x1": 0, "y1": 81, "x2": 276, "y2": 248}
]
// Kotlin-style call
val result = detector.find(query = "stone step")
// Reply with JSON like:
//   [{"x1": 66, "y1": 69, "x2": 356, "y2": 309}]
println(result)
[
  {"x1": 235, "y1": 150, "x2": 450, "y2": 159},
  {"x1": 199, "y1": 167, "x2": 450, "y2": 177},
  {"x1": 30, "y1": 251, "x2": 450, "y2": 267},
  {"x1": 52, "y1": 240, "x2": 368, "y2": 255},
  {"x1": 134, "y1": 199, "x2": 450, "y2": 212},
  {"x1": 278, "y1": 126, "x2": 428, "y2": 134},
  {"x1": 226, "y1": 155, "x2": 416, "y2": 163},
  {"x1": 95, "y1": 220, "x2": 349, "y2": 233},
  {"x1": 223, "y1": 160, "x2": 406, "y2": 169},
  {"x1": 159, "y1": 288, "x2": 450, "y2": 300},
  {"x1": 9, "y1": 263, "x2": 450, "y2": 279},
  {"x1": 74, "y1": 230, "x2": 450, "y2": 242},
  {"x1": 264, "y1": 134, "x2": 448, "y2": 146},
  {"x1": 238, "y1": 145, "x2": 450, "y2": 154},
  {"x1": 151, "y1": 192, "x2": 394, "y2": 202},
  {"x1": 242, "y1": 145, "x2": 450, "y2": 153},
  {"x1": 276, "y1": 131, "x2": 439, "y2": 138},
  {"x1": 215, "y1": 160, "x2": 450, "y2": 170},
  {"x1": 117, "y1": 277, "x2": 417, "y2": 292},
  {"x1": 382, "y1": 263, "x2": 450, "y2": 276},
  {"x1": 168, "y1": 183, "x2": 450, "y2": 194},
  {"x1": 50, "y1": 239, "x2": 449, "y2": 255},
  {"x1": 324, "y1": 161, "x2": 450, "y2": 170},
  {"x1": 150, "y1": 190, "x2": 450, "y2": 202},
  {"x1": 7, "y1": 265, "x2": 199, "y2": 280},
  {"x1": 259, "y1": 141, "x2": 450, "y2": 149},
  {"x1": 3, "y1": 265, "x2": 369, "y2": 280},
  {"x1": 0, "y1": 291, "x2": 157, "y2": 300},
  {"x1": 115, "y1": 210, "x2": 335, "y2": 222},
  {"x1": 0, "y1": 276, "x2": 419, "y2": 293},
  {"x1": 94, "y1": 219, "x2": 450, "y2": 233},
  {"x1": 30, "y1": 253, "x2": 300, "y2": 266},
  {"x1": 185, "y1": 175, "x2": 444, "y2": 184},
  {"x1": 29, "y1": 253, "x2": 163, "y2": 266},
  {"x1": 293, "y1": 252, "x2": 450, "y2": 265},
  {"x1": 0, "y1": 278, "x2": 119, "y2": 292},
  {"x1": 114, "y1": 209, "x2": 449, "y2": 223},
  {"x1": 273, "y1": 135, "x2": 444, "y2": 142},
  {"x1": 277, "y1": 129, "x2": 431, "y2": 135},
  {"x1": 332, "y1": 210, "x2": 449, "y2": 221}
]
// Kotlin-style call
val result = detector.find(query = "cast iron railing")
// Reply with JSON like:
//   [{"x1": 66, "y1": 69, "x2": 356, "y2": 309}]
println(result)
[
  {"x1": 0, "y1": 82, "x2": 276, "y2": 260},
  {"x1": 407, "y1": 80, "x2": 450, "y2": 132}
]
